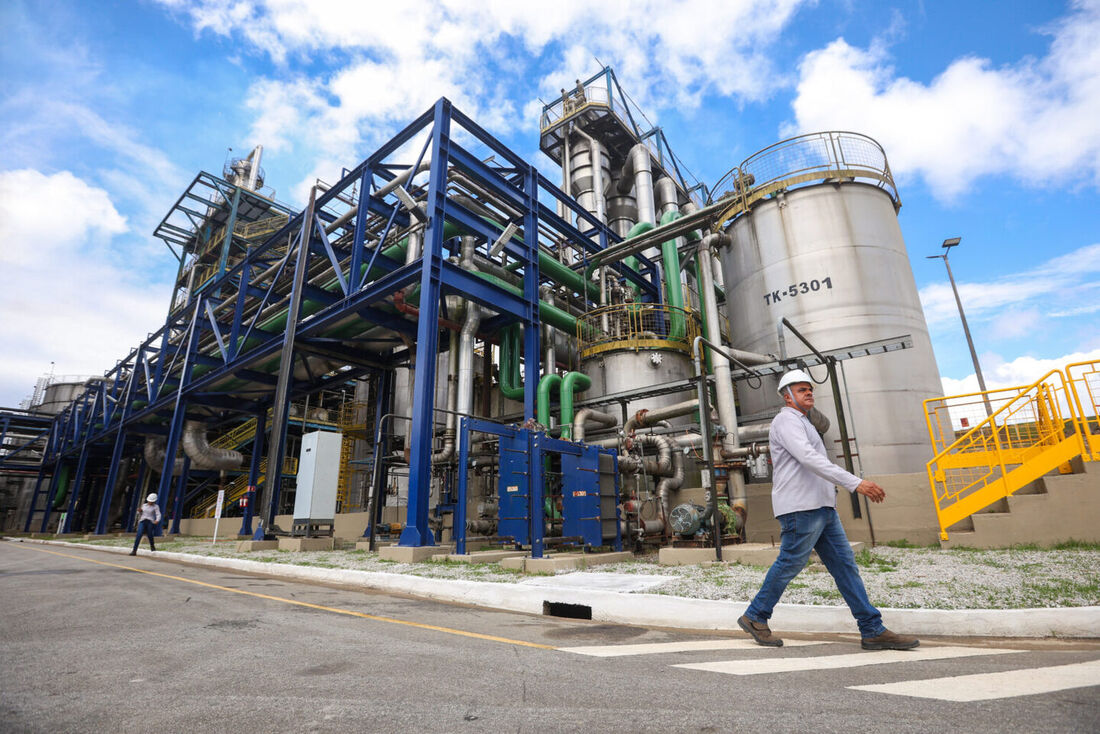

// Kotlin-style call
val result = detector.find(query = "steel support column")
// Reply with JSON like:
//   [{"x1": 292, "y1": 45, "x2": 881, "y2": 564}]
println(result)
[
  {"x1": 521, "y1": 163, "x2": 541, "y2": 422},
  {"x1": 261, "y1": 189, "x2": 317, "y2": 529},
  {"x1": 238, "y1": 409, "x2": 266, "y2": 536},
  {"x1": 400, "y1": 99, "x2": 452, "y2": 548},
  {"x1": 22, "y1": 466, "x2": 50, "y2": 533},
  {"x1": 125, "y1": 460, "x2": 148, "y2": 533},
  {"x1": 169, "y1": 456, "x2": 191, "y2": 534},
  {"x1": 94, "y1": 428, "x2": 129, "y2": 534},
  {"x1": 61, "y1": 443, "x2": 92, "y2": 534}
]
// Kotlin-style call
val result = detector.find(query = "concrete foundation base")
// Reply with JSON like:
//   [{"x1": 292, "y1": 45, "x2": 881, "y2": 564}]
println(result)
[
  {"x1": 378, "y1": 544, "x2": 453, "y2": 562},
  {"x1": 501, "y1": 551, "x2": 633, "y2": 573},
  {"x1": 436, "y1": 550, "x2": 528, "y2": 564},
  {"x1": 659, "y1": 542, "x2": 864, "y2": 567},
  {"x1": 353, "y1": 540, "x2": 395, "y2": 551},
  {"x1": 236, "y1": 540, "x2": 278, "y2": 552},
  {"x1": 278, "y1": 537, "x2": 334, "y2": 552}
]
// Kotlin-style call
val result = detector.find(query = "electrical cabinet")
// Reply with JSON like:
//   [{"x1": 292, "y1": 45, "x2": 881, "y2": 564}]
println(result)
[{"x1": 292, "y1": 430, "x2": 342, "y2": 535}]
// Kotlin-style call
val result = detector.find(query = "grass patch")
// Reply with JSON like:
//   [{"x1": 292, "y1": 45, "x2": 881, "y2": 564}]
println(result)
[
  {"x1": 887, "y1": 581, "x2": 925, "y2": 589},
  {"x1": 1022, "y1": 578, "x2": 1100, "y2": 604},
  {"x1": 811, "y1": 588, "x2": 841, "y2": 600},
  {"x1": 854, "y1": 549, "x2": 898, "y2": 571}
]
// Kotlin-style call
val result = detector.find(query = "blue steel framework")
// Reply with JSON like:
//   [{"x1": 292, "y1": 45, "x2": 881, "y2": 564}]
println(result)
[{"x1": 15, "y1": 98, "x2": 663, "y2": 547}]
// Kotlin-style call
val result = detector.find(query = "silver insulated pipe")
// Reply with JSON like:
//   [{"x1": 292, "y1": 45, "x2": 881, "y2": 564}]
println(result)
[{"x1": 182, "y1": 420, "x2": 243, "y2": 471}]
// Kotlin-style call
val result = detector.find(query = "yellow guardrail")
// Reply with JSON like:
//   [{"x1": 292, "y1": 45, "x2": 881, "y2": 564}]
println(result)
[
  {"x1": 1067, "y1": 360, "x2": 1100, "y2": 460},
  {"x1": 925, "y1": 362, "x2": 1097, "y2": 540},
  {"x1": 577, "y1": 303, "x2": 701, "y2": 359},
  {"x1": 191, "y1": 455, "x2": 299, "y2": 519}
]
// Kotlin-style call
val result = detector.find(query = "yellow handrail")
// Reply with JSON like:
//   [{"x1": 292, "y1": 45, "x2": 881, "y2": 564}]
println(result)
[
  {"x1": 1066, "y1": 360, "x2": 1100, "y2": 460},
  {"x1": 925, "y1": 367, "x2": 1091, "y2": 540}
]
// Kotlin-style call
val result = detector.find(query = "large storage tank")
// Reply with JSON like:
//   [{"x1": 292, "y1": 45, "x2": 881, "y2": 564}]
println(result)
[{"x1": 718, "y1": 134, "x2": 942, "y2": 474}]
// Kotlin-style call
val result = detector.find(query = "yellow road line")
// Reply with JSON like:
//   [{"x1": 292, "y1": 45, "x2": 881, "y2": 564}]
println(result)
[{"x1": 12, "y1": 544, "x2": 555, "y2": 650}]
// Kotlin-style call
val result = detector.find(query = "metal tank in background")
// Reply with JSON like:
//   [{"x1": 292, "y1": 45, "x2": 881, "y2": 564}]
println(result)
[{"x1": 717, "y1": 132, "x2": 942, "y2": 474}]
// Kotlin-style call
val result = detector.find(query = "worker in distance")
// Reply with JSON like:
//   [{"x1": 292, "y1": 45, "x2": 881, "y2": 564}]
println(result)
[
  {"x1": 738, "y1": 369, "x2": 919, "y2": 651},
  {"x1": 130, "y1": 493, "x2": 162, "y2": 555}
]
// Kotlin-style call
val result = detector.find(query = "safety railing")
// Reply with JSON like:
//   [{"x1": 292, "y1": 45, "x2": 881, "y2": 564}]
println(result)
[
  {"x1": 190, "y1": 455, "x2": 299, "y2": 518},
  {"x1": 711, "y1": 131, "x2": 899, "y2": 231},
  {"x1": 577, "y1": 303, "x2": 702, "y2": 359},
  {"x1": 1067, "y1": 360, "x2": 1100, "y2": 460},
  {"x1": 925, "y1": 366, "x2": 1095, "y2": 540}
]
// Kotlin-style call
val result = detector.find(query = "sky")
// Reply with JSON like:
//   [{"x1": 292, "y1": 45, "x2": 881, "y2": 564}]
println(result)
[{"x1": 1, "y1": 0, "x2": 1098, "y2": 407}]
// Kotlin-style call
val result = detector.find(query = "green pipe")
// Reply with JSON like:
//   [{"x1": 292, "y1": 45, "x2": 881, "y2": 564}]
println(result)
[
  {"x1": 660, "y1": 210, "x2": 687, "y2": 340},
  {"x1": 473, "y1": 271, "x2": 593, "y2": 337},
  {"x1": 558, "y1": 371, "x2": 591, "y2": 440},
  {"x1": 537, "y1": 373, "x2": 562, "y2": 428},
  {"x1": 51, "y1": 463, "x2": 71, "y2": 510},
  {"x1": 585, "y1": 221, "x2": 653, "y2": 287},
  {"x1": 499, "y1": 325, "x2": 524, "y2": 401}
]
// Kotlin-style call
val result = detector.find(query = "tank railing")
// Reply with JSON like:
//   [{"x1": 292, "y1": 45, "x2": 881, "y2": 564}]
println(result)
[
  {"x1": 925, "y1": 365, "x2": 1095, "y2": 540},
  {"x1": 710, "y1": 131, "x2": 899, "y2": 231},
  {"x1": 577, "y1": 303, "x2": 701, "y2": 358}
]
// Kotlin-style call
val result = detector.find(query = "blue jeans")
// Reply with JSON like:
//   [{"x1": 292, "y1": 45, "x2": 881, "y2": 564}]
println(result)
[
  {"x1": 744, "y1": 506, "x2": 885, "y2": 638},
  {"x1": 131, "y1": 519, "x2": 157, "y2": 552}
]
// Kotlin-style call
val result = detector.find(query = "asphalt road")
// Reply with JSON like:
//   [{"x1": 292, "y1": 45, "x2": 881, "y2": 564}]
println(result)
[{"x1": 2, "y1": 540, "x2": 1098, "y2": 733}]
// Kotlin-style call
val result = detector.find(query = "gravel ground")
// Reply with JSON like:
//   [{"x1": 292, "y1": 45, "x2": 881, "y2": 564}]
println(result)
[{"x1": 43, "y1": 536, "x2": 1100, "y2": 611}]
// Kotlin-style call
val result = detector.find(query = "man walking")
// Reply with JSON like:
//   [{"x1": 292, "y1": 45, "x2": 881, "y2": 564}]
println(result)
[
  {"x1": 130, "y1": 493, "x2": 161, "y2": 555},
  {"x1": 738, "y1": 369, "x2": 919, "y2": 651}
]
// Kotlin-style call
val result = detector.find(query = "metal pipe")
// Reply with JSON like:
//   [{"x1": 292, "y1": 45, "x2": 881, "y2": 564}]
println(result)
[
  {"x1": 456, "y1": 237, "x2": 482, "y2": 419},
  {"x1": 698, "y1": 233, "x2": 746, "y2": 509},
  {"x1": 618, "y1": 144, "x2": 656, "y2": 227},
  {"x1": 623, "y1": 398, "x2": 698, "y2": 434},
  {"x1": 431, "y1": 329, "x2": 459, "y2": 464},
  {"x1": 572, "y1": 408, "x2": 618, "y2": 442},
  {"x1": 143, "y1": 436, "x2": 183, "y2": 476},
  {"x1": 654, "y1": 448, "x2": 684, "y2": 523},
  {"x1": 182, "y1": 420, "x2": 243, "y2": 471},
  {"x1": 654, "y1": 176, "x2": 679, "y2": 216},
  {"x1": 540, "y1": 285, "x2": 557, "y2": 371}
]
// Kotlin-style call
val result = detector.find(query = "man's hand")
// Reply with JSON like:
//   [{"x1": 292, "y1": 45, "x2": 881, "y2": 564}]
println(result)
[{"x1": 855, "y1": 479, "x2": 885, "y2": 503}]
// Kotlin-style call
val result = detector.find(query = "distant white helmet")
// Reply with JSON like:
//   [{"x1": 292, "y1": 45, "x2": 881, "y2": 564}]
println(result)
[
  {"x1": 776, "y1": 369, "x2": 813, "y2": 396},
  {"x1": 146, "y1": 493, "x2": 158, "y2": 503}
]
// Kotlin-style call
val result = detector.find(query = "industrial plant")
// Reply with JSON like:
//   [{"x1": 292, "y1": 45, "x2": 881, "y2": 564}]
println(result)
[{"x1": 2, "y1": 68, "x2": 1096, "y2": 558}]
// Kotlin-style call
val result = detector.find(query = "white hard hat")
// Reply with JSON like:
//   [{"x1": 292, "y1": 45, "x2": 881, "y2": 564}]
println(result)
[
  {"x1": 777, "y1": 369, "x2": 813, "y2": 396},
  {"x1": 146, "y1": 493, "x2": 158, "y2": 503}
]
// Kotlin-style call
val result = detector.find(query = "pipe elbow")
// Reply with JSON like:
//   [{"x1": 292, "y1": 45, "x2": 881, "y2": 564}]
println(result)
[{"x1": 182, "y1": 420, "x2": 244, "y2": 471}]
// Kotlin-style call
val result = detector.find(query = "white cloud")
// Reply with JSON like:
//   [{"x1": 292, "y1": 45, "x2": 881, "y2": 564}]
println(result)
[
  {"x1": 0, "y1": 169, "x2": 128, "y2": 265},
  {"x1": 919, "y1": 242, "x2": 1100, "y2": 330},
  {"x1": 787, "y1": 1, "x2": 1100, "y2": 199},
  {"x1": 0, "y1": 170, "x2": 168, "y2": 406},
  {"x1": 940, "y1": 347, "x2": 1100, "y2": 400},
  {"x1": 159, "y1": 0, "x2": 811, "y2": 193}
]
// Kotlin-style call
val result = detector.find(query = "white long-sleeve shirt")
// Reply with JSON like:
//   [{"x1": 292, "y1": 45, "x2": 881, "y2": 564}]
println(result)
[
  {"x1": 768, "y1": 406, "x2": 861, "y2": 517},
  {"x1": 137, "y1": 502, "x2": 162, "y2": 524}
]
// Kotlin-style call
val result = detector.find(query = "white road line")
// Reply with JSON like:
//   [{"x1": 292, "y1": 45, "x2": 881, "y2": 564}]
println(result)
[
  {"x1": 558, "y1": 639, "x2": 826, "y2": 657},
  {"x1": 672, "y1": 646, "x2": 1020, "y2": 675},
  {"x1": 848, "y1": 659, "x2": 1100, "y2": 701}
]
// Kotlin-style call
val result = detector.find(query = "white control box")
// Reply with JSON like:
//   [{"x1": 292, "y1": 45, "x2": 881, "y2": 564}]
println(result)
[{"x1": 293, "y1": 430, "x2": 342, "y2": 522}]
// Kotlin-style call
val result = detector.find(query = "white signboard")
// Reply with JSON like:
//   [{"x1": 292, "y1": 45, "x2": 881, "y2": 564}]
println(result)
[{"x1": 211, "y1": 489, "x2": 226, "y2": 544}]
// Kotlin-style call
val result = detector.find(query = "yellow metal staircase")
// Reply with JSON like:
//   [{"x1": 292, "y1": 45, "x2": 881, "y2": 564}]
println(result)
[
  {"x1": 925, "y1": 360, "x2": 1099, "y2": 540},
  {"x1": 190, "y1": 405, "x2": 338, "y2": 518}
]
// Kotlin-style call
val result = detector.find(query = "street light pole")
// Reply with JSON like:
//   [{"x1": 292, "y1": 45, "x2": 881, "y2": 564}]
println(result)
[{"x1": 928, "y1": 237, "x2": 992, "y2": 415}]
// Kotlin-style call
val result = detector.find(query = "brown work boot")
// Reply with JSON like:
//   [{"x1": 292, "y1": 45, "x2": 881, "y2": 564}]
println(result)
[
  {"x1": 861, "y1": 629, "x2": 920, "y2": 650},
  {"x1": 738, "y1": 615, "x2": 783, "y2": 647}
]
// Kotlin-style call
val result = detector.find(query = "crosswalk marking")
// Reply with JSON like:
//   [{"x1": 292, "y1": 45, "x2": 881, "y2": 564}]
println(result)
[
  {"x1": 848, "y1": 659, "x2": 1100, "y2": 701},
  {"x1": 672, "y1": 646, "x2": 1020, "y2": 676},
  {"x1": 558, "y1": 639, "x2": 825, "y2": 657}
]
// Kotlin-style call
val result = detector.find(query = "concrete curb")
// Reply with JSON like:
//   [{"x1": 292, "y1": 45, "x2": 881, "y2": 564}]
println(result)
[{"x1": 10, "y1": 538, "x2": 1099, "y2": 639}]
